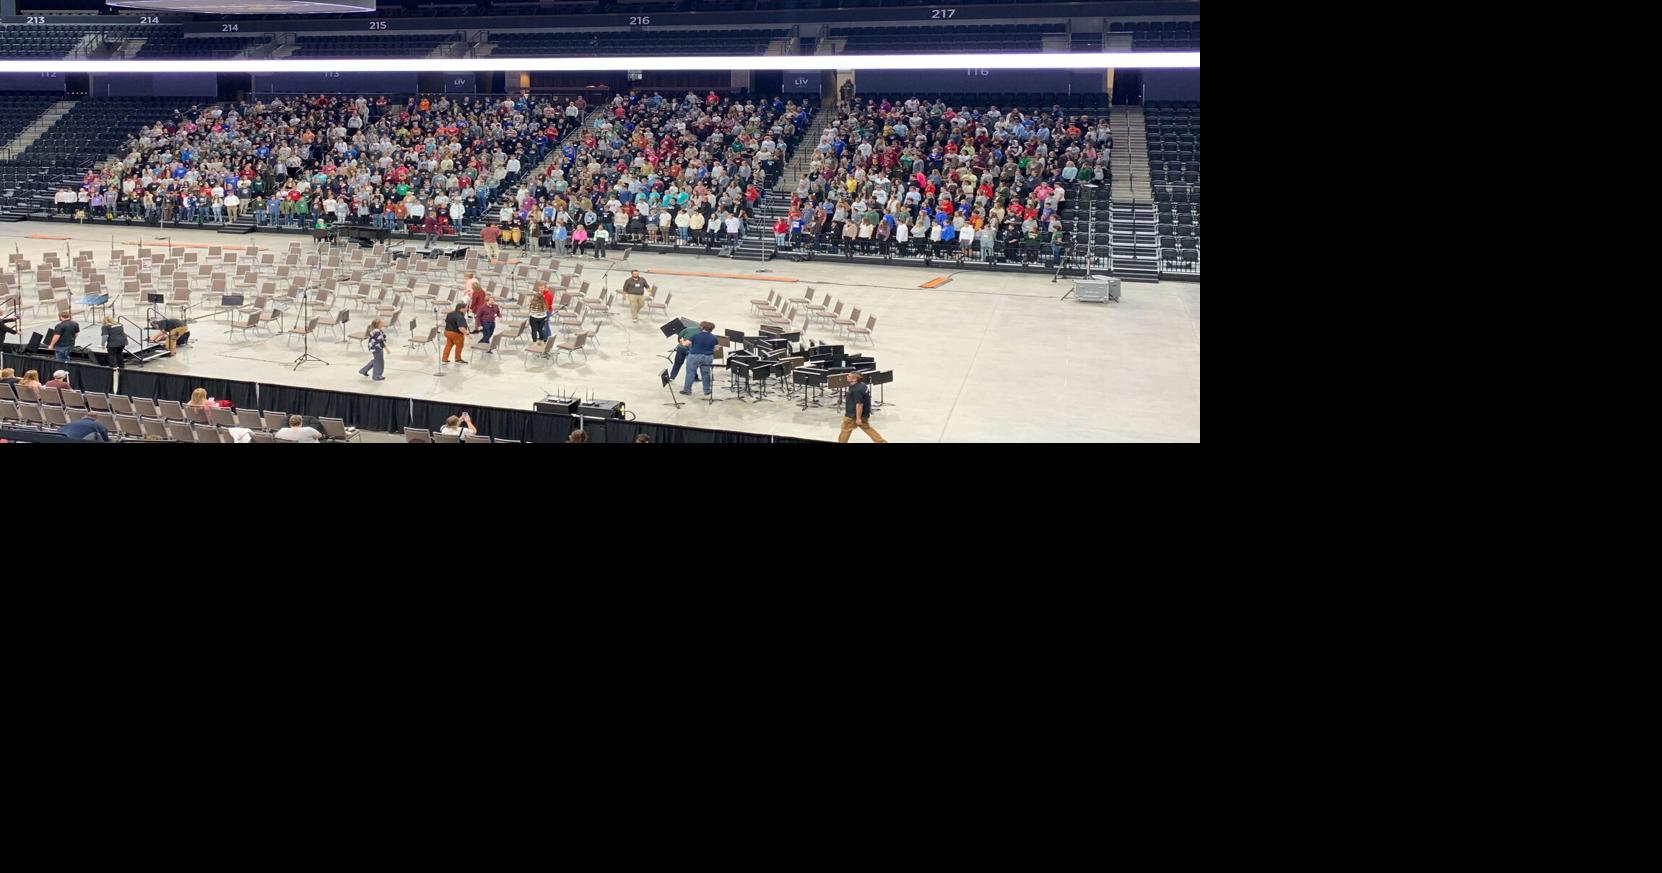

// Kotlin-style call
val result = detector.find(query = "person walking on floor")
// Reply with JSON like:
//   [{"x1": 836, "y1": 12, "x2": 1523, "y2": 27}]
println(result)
[
  {"x1": 101, "y1": 316, "x2": 127, "y2": 369},
  {"x1": 837, "y1": 371, "x2": 887, "y2": 443},
  {"x1": 442, "y1": 303, "x2": 469, "y2": 365},
  {"x1": 621, "y1": 270, "x2": 650, "y2": 323},
  {"x1": 359, "y1": 318, "x2": 388, "y2": 380},
  {"x1": 527, "y1": 284, "x2": 551, "y2": 342},
  {"x1": 477, "y1": 296, "x2": 501, "y2": 346}
]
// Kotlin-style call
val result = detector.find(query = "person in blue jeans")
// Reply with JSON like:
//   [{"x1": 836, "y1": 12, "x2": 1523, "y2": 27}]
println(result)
[
  {"x1": 45, "y1": 312, "x2": 79, "y2": 363},
  {"x1": 680, "y1": 321, "x2": 719, "y2": 396}
]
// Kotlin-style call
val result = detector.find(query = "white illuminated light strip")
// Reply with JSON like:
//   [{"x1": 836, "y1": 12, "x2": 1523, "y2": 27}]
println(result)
[{"x1": 0, "y1": 52, "x2": 1197, "y2": 74}]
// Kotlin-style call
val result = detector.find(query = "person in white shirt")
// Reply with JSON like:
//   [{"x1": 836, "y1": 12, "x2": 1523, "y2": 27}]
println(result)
[
  {"x1": 449, "y1": 200, "x2": 464, "y2": 224},
  {"x1": 224, "y1": 191, "x2": 241, "y2": 222},
  {"x1": 440, "y1": 413, "x2": 476, "y2": 437},
  {"x1": 275, "y1": 415, "x2": 322, "y2": 443},
  {"x1": 724, "y1": 213, "x2": 743, "y2": 249}
]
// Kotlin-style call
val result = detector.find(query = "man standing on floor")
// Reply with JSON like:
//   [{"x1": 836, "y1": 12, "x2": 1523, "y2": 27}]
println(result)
[
  {"x1": 679, "y1": 321, "x2": 718, "y2": 398},
  {"x1": 621, "y1": 270, "x2": 650, "y2": 323},
  {"x1": 442, "y1": 303, "x2": 469, "y2": 365},
  {"x1": 837, "y1": 372, "x2": 887, "y2": 443},
  {"x1": 481, "y1": 223, "x2": 502, "y2": 259},
  {"x1": 45, "y1": 311, "x2": 79, "y2": 364}
]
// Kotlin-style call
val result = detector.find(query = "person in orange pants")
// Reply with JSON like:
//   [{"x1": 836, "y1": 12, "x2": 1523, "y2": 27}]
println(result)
[
  {"x1": 442, "y1": 303, "x2": 470, "y2": 364},
  {"x1": 836, "y1": 371, "x2": 887, "y2": 443}
]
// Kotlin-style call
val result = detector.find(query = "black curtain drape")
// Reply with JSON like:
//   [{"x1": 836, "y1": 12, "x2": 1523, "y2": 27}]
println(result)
[
  {"x1": 118, "y1": 371, "x2": 258, "y2": 410},
  {"x1": 258, "y1": 384, "x2": 409, "y2": 433},
  {"x1": 2, "y1": 353, "x2": 116, "y2": 395}
]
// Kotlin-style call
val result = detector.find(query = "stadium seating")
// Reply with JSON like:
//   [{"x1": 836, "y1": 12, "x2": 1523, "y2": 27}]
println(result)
[{"x1": 1145, "y1": 101, "x2": 1199, "y2": 274}]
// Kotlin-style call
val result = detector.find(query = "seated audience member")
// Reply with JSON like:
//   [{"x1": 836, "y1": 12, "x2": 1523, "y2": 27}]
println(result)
[
  {"x1": 58, "y1": 417, "x2": 110, "y2": 442},
  {"x1": 0, "y1": 368, "x2": 17, "y2": 385},
  {"x1": 440, "y1": 413, "x2": 477, "y2": 437},
  {"x1": 568, "y1": 430, "x2": 589, "y2": 443},
  {"x1": 275, "y1": 415, "x2": 322, "y2": 443},
  {"x1": 45, "y1": 371, "x2": 72, "y2": 390},
  {"x1": 18, "y1": 370, "x2": 41, "y2": 390}
]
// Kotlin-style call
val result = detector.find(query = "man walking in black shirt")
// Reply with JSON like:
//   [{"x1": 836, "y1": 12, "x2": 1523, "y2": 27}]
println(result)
[
  {"x1": 837, "y1": 371, "x2": 886, "y2": 443},
  {"x1": 45, "y1": 311, "x2": 79, "y2": 363},
  {"x1": 442, "y1": 303, "x2": 469, "y2": 364}
]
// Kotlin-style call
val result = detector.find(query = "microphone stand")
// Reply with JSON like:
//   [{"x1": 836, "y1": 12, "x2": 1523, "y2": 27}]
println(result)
[{"x1": 291, "y1": 258, "x2": 328, "y2": 370}]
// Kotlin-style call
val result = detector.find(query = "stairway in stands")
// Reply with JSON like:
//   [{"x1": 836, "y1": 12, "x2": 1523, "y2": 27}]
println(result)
[
  {"x1": 2, "y1": 100, "x2": 74, "y2": 154},
  {"x1": 729, "y1": 108, "x2": 831, "y2": 261},
  {"x1": 1107, "y1": 106, "x2": 1159, "y2": 282},
  {"x1": 449, "y1": 104, "x2": 608, "y2": 250}
]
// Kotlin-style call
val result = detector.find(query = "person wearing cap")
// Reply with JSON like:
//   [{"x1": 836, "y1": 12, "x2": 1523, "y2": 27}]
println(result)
[
  {"x1": 621, "y1": 270, "x2": 650, "y2": 323},
  {"x1": 44, "y1": 370, "x2": 72, "y2": 390},
  {"x1": 836, "y1": 371, "x2": 887, "y2": 443}
]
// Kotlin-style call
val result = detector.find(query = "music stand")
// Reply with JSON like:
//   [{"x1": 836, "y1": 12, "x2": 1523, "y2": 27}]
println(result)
[
  {"x1": 219, "y1": 293, "x2": 245, "y2": 325},
  {"x1": 660, "y1": 369, "x2": 683, "y2": 408},
  {"x1": 751, "y1": 361, "x2": 776, "y2": 403}
]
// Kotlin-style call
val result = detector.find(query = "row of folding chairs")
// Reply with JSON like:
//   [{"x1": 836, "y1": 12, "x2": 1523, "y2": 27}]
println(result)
[
  {"x1": 756, "y1": 287, "x2": 878, "y2": 344},
  {"x1": 0, "y1": 404, "x2": 360, "y2": 443},
  {"x1": 403, "y1": 429, "x2": 521, "y2": 444}
]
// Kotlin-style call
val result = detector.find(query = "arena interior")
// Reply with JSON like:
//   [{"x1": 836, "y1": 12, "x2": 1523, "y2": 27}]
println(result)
[{"x1": 0, "y1": 0, "x2": 1199, "y2": 444}]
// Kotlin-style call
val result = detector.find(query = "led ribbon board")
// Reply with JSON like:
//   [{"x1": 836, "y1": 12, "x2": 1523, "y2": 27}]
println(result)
[{"x1": 0, "y1": 52, "x2": 1199, "y2": 73}]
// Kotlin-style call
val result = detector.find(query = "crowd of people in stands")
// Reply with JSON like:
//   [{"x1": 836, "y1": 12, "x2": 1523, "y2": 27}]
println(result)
[
  {"x1": 55, "y1": 89, "x2": 1105, "y2": 268},
  {"x1": 778, "y1": 97, "x2": 1113, "y2": 265},
  {"x1": 479, "y1": 90, "x2": 811, "y2": 256},
  {"x1": 68, "y1": 92, "x2": 583, "y2": 238}
]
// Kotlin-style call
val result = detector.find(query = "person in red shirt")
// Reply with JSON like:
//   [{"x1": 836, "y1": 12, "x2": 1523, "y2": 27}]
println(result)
[{"x1": 465, "y1": 272, "x2": 487, "y2": 326}]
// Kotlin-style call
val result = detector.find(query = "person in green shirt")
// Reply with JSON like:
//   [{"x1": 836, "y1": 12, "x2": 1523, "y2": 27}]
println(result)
[{"x1": 670, "y1": 320, "x2": 705, "y2": 383}]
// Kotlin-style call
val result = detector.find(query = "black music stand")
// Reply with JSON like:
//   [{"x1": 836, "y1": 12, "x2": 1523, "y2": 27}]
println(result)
[
  {"x1": 751, "y1": 361, "x2": 776, "y2": 403},
  {"x1": 866, "y1": 370, "x2": 895, "y2": 409},
  {"x1": 660, "y1": 369, "x2": 683, "y2": 409},
  {"x1": 219, "y1": 293, "x2": 245, "y2": 329}
]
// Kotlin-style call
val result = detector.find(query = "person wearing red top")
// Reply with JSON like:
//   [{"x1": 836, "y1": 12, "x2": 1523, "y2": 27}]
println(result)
[
  {"x1": 422, "y1": 212, "x2": 440, "y2": 247},
  {"x1": 465, "y1": 272, "x2": 487, "y2": 327}
]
